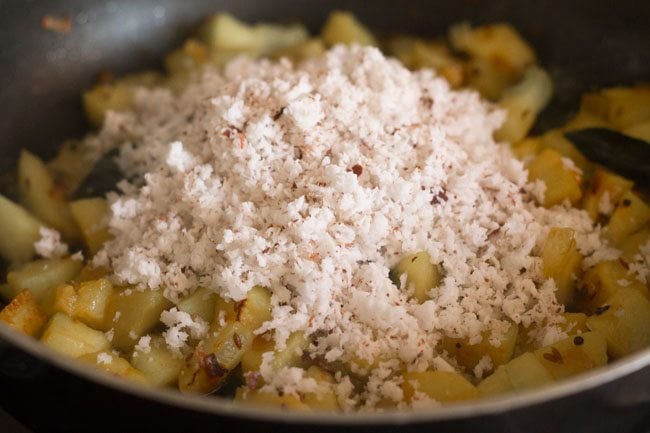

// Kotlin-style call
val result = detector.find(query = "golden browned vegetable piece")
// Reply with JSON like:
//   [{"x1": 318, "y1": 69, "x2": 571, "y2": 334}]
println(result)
[{"x1": 0, "y1": 289, "x2": 48, "y2": 336}]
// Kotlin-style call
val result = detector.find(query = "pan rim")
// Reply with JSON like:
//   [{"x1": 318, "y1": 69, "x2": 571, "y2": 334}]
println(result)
[{"x1": 1, "y1": 321, "x2": 649, "y2": 425}]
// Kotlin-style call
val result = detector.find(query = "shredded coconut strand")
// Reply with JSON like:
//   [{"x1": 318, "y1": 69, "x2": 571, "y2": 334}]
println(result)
[
  {"x1": 34, "y1": 227, "x2": 69, "y2": 258},
  {"x1": 84, "y1": 46, "x2": 636, "y2": 408}
]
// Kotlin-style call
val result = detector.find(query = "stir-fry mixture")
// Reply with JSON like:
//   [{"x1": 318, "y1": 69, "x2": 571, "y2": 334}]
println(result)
[{"x1": 1, "y1": 12, "x2": 649, "y2": 411}]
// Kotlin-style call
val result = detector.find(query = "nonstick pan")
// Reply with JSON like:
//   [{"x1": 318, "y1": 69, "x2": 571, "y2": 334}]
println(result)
[{"x1": 0, "y1": 1, "x2": 649, "y2": 432}]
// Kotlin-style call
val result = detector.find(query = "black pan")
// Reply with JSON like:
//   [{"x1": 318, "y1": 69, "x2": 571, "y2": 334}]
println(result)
[{"x1": 1, "y1": 1, "x2": 649, "y2": 432}]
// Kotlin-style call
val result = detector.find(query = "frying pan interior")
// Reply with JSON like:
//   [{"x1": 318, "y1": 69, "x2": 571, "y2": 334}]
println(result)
[{"x1": 0, "y1": 1, "x2": 649, "y2": 432}]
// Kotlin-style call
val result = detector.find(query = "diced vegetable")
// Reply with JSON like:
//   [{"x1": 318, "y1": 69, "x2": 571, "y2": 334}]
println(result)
[
  {"x1": 619, "y1": 228, "x2": 649, "y2": 261},
  {"x1": 270, "y1": 331, "x2": 309, "y2": 371},
  {"x1": 504, "y1": 352, "x2": 554, "y2": 390},
  {"x1": 477, "y1": 365, "x2": 513, "y2": 396},
  {"x1": 321, "y1": 11, "x2": 377, "y2": 47},
  {"x1": 69, "y1": 198, "x2": 112, "y2": 256},
  {"x1": 495, "y1": 66, "x2": 553, "y2": 143},
  {"x1": 236, "y1": 285, "x2": 272, "y2": 331},
  {"x1": 443, "y1": 323, "x2": 518, "y2": 371},
  {"x1": 178, "y1": 287, "x2": 217, "y2": 323},
  {"x1": 527, "y1": 148, "x2": 583, "y2": 207},
  {"x1": 78, "y1": 351, "x2": 147, "y2": 383},
  {"x1": 533, "y1": 332, "x2": 607, "y2": 379},
  {"x1": 109, "y1": 289, "x2": 172, "y2": 352},
  {"x1": 40, "y1": 313, "x2": 110, "y2": 358},
  {"x1": 586, "y1": 288, "x2": 650, "y2": 359},
  {"x1": 83, "y1": 83, "x2": 133, "y2": 127},
  {"x1": 0, "y1": 194, "x2": 43, "y2": 263},
  {"x1": 178, "y1": 321, "x2": 254, "y2": 394},
  {"x1": 605, "y1": 191, "x2": 650, "y2": 245},
  {"x1": 130, "y1": 335, "x2": 184, "y2": 386},
  {"x1": 579, "y1": 260, "x2": 648, "y2": 313},
  {"x1": 240, "y1": 335, "x2": 275, "y2": 373},
  {"x1": 402, "y1": 371, "x2": 479, "y2": 402},
  {"x1": 391, "y1": 251, "x2": 441, "y2": 303},
  {"x1": 6, "y1": 258, "x2": 82, "y2": 303},
  {"x1": 539, "y1": 129, "x2": 591, "y2": 173},
  {"x1": 0, "y1": 289, "x2": 48, "y2": 336},
  {"x1": 235, "y1": 387, "x2": 310, "y2": 410},
  {"x1": 17, "y1": 150, "x2": 80, "y2": 240},
  {"x1": 74, "y1": 278, "x2": 115, "y2": 330},
  {"x1": 542, "y1": 227, "x2": 582, "y2": 306},
  {"x1": 582, "y1": 170, "x2": 634, "y2": 220}
]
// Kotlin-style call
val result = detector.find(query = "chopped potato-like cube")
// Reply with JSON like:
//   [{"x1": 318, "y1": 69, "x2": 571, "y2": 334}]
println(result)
[
  {"x1": 464, "y1": 57, "x2": 514, "y2": 100},
  {"x1": 41, "y1": 313, "x2": 110, "y2": 358},
  {"x1": 0, "y1": 289, "x2": 47, "y2": 336},
  {"x1": 79, "y1": 351, "x2": 147, "y2": 384},
  {"x1": 443, "y1": 323, "x2": 518, "y2": 371},
  {"x1": 599, "y1": 86, "x2": 650, "y2": 129},
  {"x1": 321, "y1": 11, "x2": 377, "y2": 47},
  {"x1": 542, "y1": 227, "x2": 582, "y2": 306},
  {"x1": 301, "y1": 366, "x2": 339, "y2": 411},
  {"x1": 582, "y1": 170, "x2": 634, "y2": 220},
  {"x1": 236, "y1": 285, "x2": 272, "y2": 331},
  {"x1": 504, "y1": 352, "x2": 554, "y2": 390},
  {"x1": 47, "y1": 139, "x2": 97, "y2": 196},
  {"x1": 511, "y1": 136, "x2": 541, "y2": 160},
  {"x1": 0, "y1": 194, "x2": 43, "y2": 264},
  {"x1": 392, "y1": 251, "x2": 441, "y2": 303},
  {"x1": 527, "y1": 148, "x2": 583, "y2": 207},
  {"x1": 402, "y1": 371, "x2": 479, "y2": 403},
  {"x1": 179, "y1": 321, "x2": 253, "y2": 394},
  {"x1": 47, "y1": 283, "x2": 78, "y2": 317},
  {"x1": 7, "y1": 258, "x2": 82, "y2": 304},
  {"x1": 69, "y1": 198, "x2": 112, "y2": 256},
  {"x1": 539, "y1": 129, "x2": 591, "y2": 173},
  {"x1": 624, "y1": 119, "x2": 650, "y2": 142},
  {"x1": 164, "y1": 39, "x2": 209, "y2": 75},
  {"x1": 477, "y1": 365, "x2": 512, "y2": 396},
  {"x1": 586, "y1": 288, "x2": 650, "y2": 359},
  {"x1": 605, "y1": 191, "x2": 650, "y2": 245},
  {"x1": 272, "y1": 38, "x2": 327, "y2": 62},
  {"x1": 270, "y1": 331, "x2": 309, "y2": 371},
  {"x1": 75, "y1": 278, "x2": 114, "y2": 330},
  {"x1": 109, "y1": 289, "x2": 172, "y2": 352},
  {"x1": 579, "y1": 260, "x2": 648, "y2": 313},
  {"x1": 18, "y1": 150, "x2": 79, "y2": 240},
  {"x1": 619, "y1": 228, "x2": 650, "y2": 261},
  {"x1": 83, "y1": 83, "x2": 134, "y2": 127},
  {"x1": 241, "y1": 335, "x2": 275, "y2": 373},
  {"x1": 387, "y1": 37, "x2": 464, "y2": 87},
  {"x1": 131, "y1": 335, "x2": 184, "y2": 386},
  {"x1": 235, "y1": 387, "x2": 310, "y2": 410},
  {"x1": 178, "y1": 287, "x2": 217, "y2": 323},
  {"x1": 533, "y1": 332, "x2": 607, "y2": 380},
  {"x1": 495, "y1": 67, "x2": 553, "y2": 143}
]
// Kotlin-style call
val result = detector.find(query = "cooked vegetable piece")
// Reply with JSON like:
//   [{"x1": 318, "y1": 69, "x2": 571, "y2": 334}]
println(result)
[
  {"x1": 321, "y1": 11, "x2": 376, "y2": 47},
  {"x1": 301, "y1": 366, "x2": 339, "y2": 411},
  {"x1": 47, "y1": 283, "x2": 77, "y2": 317},
  {"x1": 83, "y1": 83, "x2": 133, "y2": 127},
  {"x1": 270, "y1": 331, "x2": 309, "y2": 371},
  {"x1": 0, "y1": 194, "x2": 43, "y2": 263},
  {"x1": 74, "y1": 278, "x2": 114, "y2": 330},
  {"x1": 527, "y1": 148, "x2": 583, "y2": 207},
  {"x1": 235, "y1": 387, "x2": 310, "y2": 410},
  {"x1": 164, "y1": 39, "x2": 209, "y2": 74},
  {"x1": 605, "y1": 191, "x2": 650, "y2": 245},
  {"x1": 579, "y1": 260, "x2": 648, "y2": 313},
  {"x1": 539, "y1": 129, "x2": 590, "y2": 173},
  {"x1": 6, "y1": 258, "x2": 82, "y2": 303},
  {"x1": 236, "y1": 285, "x2": 272, "y2": 331},
  {"x1": 449, "y1": 23, "x2": 536, "y2": 78},
  {"x1": 533, "y1": 332, "x2": 607, "y2": 379},
  {"x1": 241, "y1": 334, "x2": 275, "y2": 373},
  {"x1": 464, "y1": 57, "x2": 514, "y2": 100},
  {"x1": 130, "y1": 335, "x2": 184, "y2": 386},
  {"x1": 47, "y1": 140, "x2": 97, "y2": 195},
  {"x1": 18, "y1": 150, "x2": 79, "y2": 240},
  {"x1": 69, "y1": 198, "x2": 112, "y2": 256},
  {"x1": 178, "y1": 321, "x2": 253, "y2": 394},
  {"x1": 178, "y1": 287, "x2": 217, "y2": 323},
  {"x1": 40, "y1": 313, "x2": 110, "y2": 358},
  {"x1": 109, "y1": 289, "x2": 172, "y2": 352},
  {"x1": 619, "y1": 228, "x2": 650, "y2": 261},
  {"x1": 392, "y1": 251, "x2": 441, "y2": 303},
  {"x1": 402, "y1": 371, "x2": 479, "y2": 402},
  {"x1": 542, "y1": 227, "x2": 582, "y2": 306},
  {"x1": 586, "y1": 288, "x2": 650, "y2": 359},
  {"x1": 0, "y1": 289, "x2": 47, "y2": 336},
  {"x1": 504, "y1": 352, "x2": 554, "y2": 390},
  {"x1": 561, "y1": 313, "x2": 589, "y2": 335},
  {"x1": 582, "y1": 170, "x2": 634, "y2": 220},
  {"x1": 598, "y1": 86, "x2": 650, "y2": 129},
  {"x1": 511, "y1": 136, "x2": 541, "y2": 160},
  {"x1": 443, "y1": 323, "x2": 518, "y2": 371},
  {"x1": 78, "y1": 351, "x2": 147, "y2": 383},
  {"x1": 271, "y1": 38, "x2": 326, "y2": 62},
  {"x1": 624, "y1": 119, "x2": 650, "y2": 142},
  {"x1": 495, "y1": 66, "x2": 553, "y2": 143},
  {"x1": 477, "y1": 365, "x2": 513, "y2": 396}
]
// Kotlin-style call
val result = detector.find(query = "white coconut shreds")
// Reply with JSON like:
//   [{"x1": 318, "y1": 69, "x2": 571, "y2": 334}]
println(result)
[
  {"x1": 82, "y1": 45, "x2": 636, "y2": 408},
  {"x1": 34, "y1": 226, "x2": 69, "y2": 258}
]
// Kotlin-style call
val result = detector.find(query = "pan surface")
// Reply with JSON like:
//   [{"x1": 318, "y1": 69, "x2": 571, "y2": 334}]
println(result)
[{"x1": 0, "y1": 1, "x2": 649, "y2": 432}]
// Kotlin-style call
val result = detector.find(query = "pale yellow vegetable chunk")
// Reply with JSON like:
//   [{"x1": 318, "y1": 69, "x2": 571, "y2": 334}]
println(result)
[
  {"x1": 177, "y1": 287, "x2": 217, "y2": 323},
  {"x1": 40, "y1": 313, "x2": 110, "y2": 358},
  {"x1": 582, "y1": 169, "x2": 633, "y2": 220},
  {"x1": 542, "y1": 227, "x2": 582, "y2": 306},
  {"x1": 0, "y1": 289, "x2": 47, "y2": 336},
  {"x1": 74, "y1": 278, "x2": 115, "y2": 330},
  {"x1": 605, "y1": 191, "x2": 650, "y2": 245},
  {"x1": 495, "y1": 66, "x2": 553, "y2": 143},
  {"x1": 235, "y1": 387, "x2": 310, "y2": 410},
  {"x1": 477, "y1": 365, "x2": 513, "y2": 396},
  {"x1": 83, "y1": 83, "x2": 133, "y2": 128},
  {"x1": 443, "y1": 323, "x2": 518, "y2": 371},
  {"x1": 392, "y1": 251, "x2": 441, "y2": 303},
  {"x1": 130, "y1": 335, "x2": 184, "y2": 386},
  {"x1": 302, "y1": 366, "x2": 340, "y2": 411},
  {"x1": 178, "y1": 321, "x2": 253, "y2": 394},
  {"x1": 539, "y1": 129, "x2": 591, "y2": 173},
  {"x1": 240, "y1": 335, "x2": 275, "y2": 374},
  {"x1": 18, "y1": 150, "x2": 79, "y2": 240},
  {"x1": 402, "y1": 371, "x2": 479, "y2": 403},
  {"x1": 236, "y1": 285, "x2": 272, "y2": 331},
  {"x1": 69, "y1": 198, "x2": 112, "y2": 256},
  {"x1": 504, "y1": 352, "x2": 554, "y2": 390},
  {"x1": 270, "y1": 331, "x2": 309, "y2": 371},
  {"x1": 579, "y1": 260, "x2": 648, "y2": 313},
  {"x1": 6, "y1": 258, "x2": 82, "y2": 304},
  {"x1": 619, "y1": 228, "x2": 649, "y2": 261},
  {"x1": 533, "y1": 332, "x2": 607, "y2": 379},
  {"x1": 600, "y1": 85, "x2": 650, "y2": 129},
  {"x1": 0, "y1": 194, "x2": 43, "y2": 263},
  {"x1": 321, "y1": 11, "x2": 377, "y2": 47},
  {"x1": 586, "y1": 288, "x2": 650, "y2": 359},
  {"x1": 108, "y1": 289, "x2": 172, "y2": 352},
  {"x1": 527, "y1": 148, "x2": 583, "y2": 207},
  {"x1": 79, "y1": 351, "x2": 147, "y2": 384}
]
